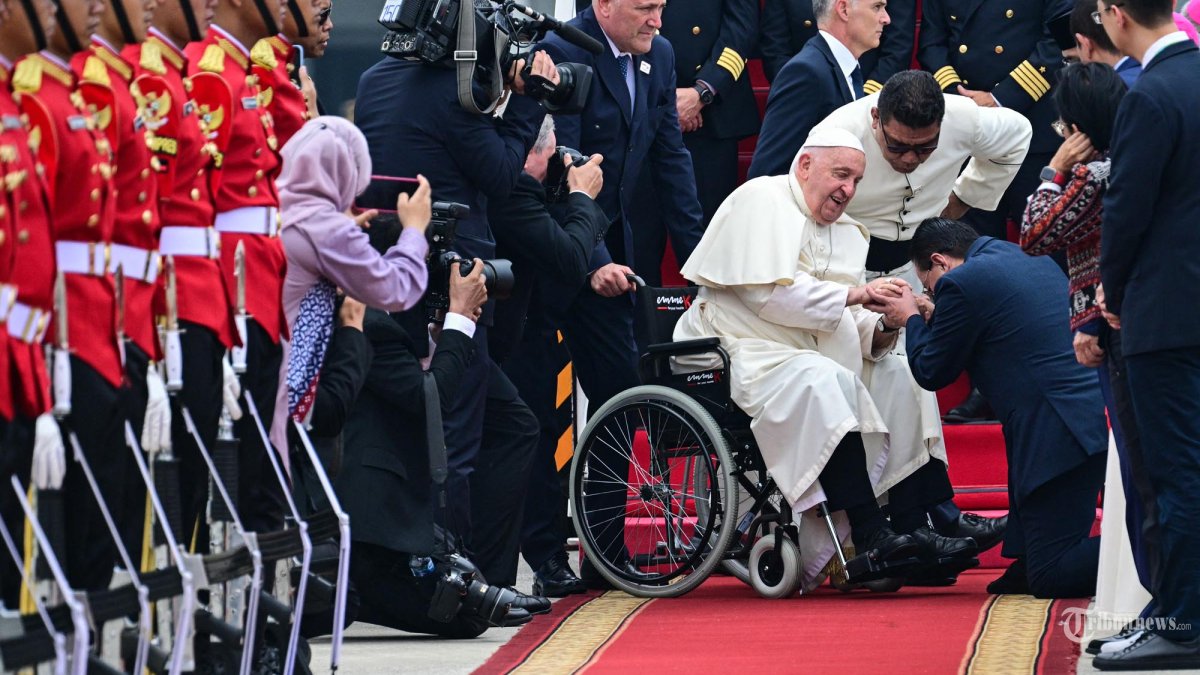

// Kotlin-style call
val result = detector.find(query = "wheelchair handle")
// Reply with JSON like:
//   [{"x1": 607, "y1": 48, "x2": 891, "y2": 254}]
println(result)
[{"x1": 625, "y1": 273, "x2": 647, "y2": 289}]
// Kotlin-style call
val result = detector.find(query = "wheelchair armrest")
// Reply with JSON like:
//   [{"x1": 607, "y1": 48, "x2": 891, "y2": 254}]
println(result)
[{"x1": 645, "y1": 337, "x2": 721, "y2": 355}]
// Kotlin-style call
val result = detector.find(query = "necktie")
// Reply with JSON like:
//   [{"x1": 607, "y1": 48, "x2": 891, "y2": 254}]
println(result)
[
  {"x1": 851, "y1": 64, "x2": 865, "y2": 99},
  {"x1": 617, "y1": 54, "x2": 634, "y2": 112}
]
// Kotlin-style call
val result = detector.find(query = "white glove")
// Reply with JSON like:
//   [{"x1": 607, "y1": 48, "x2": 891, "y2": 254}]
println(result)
[
  {"x1": 32, "y1": 414, "x2": 66, "y2": 490},
  {"x1": 141, "y1": 365, "x2": 172, "y2": 455},
  {"x1": 223, "y1": 358, "x2": 243, "y2": 421}
]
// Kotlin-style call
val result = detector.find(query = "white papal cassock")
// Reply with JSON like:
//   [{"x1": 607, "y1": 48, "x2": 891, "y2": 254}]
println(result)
[{"x1": 673, "y1": 160, "x2": 945, "y2": 588}]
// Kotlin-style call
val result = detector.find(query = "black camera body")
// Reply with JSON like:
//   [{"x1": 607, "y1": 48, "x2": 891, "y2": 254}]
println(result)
[
  {"x1": 543, "y1": 145, "x2": 590, "y2": 203},
  {"x1": 425, "y1": 201, "x2": 516, "y2": 322},
  {"x1": 379, "y1": 0, "x2": 598, "y2": 114},
  {"x1": 427, "y1": 552, "x2": 512, "y2": 625}
]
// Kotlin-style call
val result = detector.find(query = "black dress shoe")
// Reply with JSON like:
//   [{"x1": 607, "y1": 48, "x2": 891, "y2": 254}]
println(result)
[
  {"x1": 860, "y1": 528, "x2": 920, "y2": 562},
  {"x1": 496, "y1": 607, "x2": 532, "y2": 628},
  {"x1": 942, "y1": 388, "x2": 996, "y2": 424},
  {"x1": 1093, "y1": 632, "x2": 1200, "y2": 671},
  {"x1": 941, "y1": 513, "x2": 1007, "y2": 552},
  {"x1": 986, "y1": 558, "x2": 1030, "y2": 595},
  {"x1": 1087, "y1": 623, "x2": 1142, "y2": 655},
  {"x1": 505, "y1": 588, "x2": 551, "y2": 615},
  {"x1": 533, "y1": 557, "x2": 586, "y2": 598},
  {"x1": 910, "y1": 525, "x2": 978, "y2": 560}
]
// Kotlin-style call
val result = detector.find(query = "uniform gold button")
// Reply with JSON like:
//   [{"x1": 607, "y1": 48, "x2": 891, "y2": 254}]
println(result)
[
  {"x1": 142, "y1": 210, "x2": 152, "y2": 224},
  {"x1": 17, "y1": 230, "x2": 28, "y2": 244},
  {"x1": 962, "y1": 79, "x2": 969, "y2": 85},
  {"x1": 18, "y1": 201, "x2": 27, "y2": 212},
  {"x1": 254, "y1": 169, "x2": 264, "y2": 180},
  {"x1": 804, "y1": 20, "x2": 813, "y2": 27},
  {"x1": 91, "y1": 188, "x2": 100, "y2": 201},
  {"x1": 197, "y1": 169, "x2": 205, "y2": 177},
  {"x1": 959, "y1": 45, "x2": 968, "y2": 54},
  {"x1": 1006, "y1": 9, "x2": 1014, "y2": 18},
  {"x1": 950, "y1": 15, "x2": 957, "y2": 20},
  {"x1": 87, "y1": 214, "x2": 99, "y2": 227},
  {"x1": 995, "y1": 45, "x2": 1004, "y2": 54},
  {"x1": 140, "y1": 168, "x2": 150, "y2": 179},
  {"x1": 248, "y1": 186, "x2": 258, "y2": 197},
  {"x1": 0, "y1": 231, "x2": 5, "y2": 246},
  {"x1": 138, "y1": 191, "x2": 147, "y2": 203},
  {"x1": 191, "y1": 188, "x2": 201, "y2": 201},
  {"x1": 0, "y1": 205, "x2": 6, "y2": 218},
  {"x1": 695, "y1": 65, "x2": 702, "y2": 71},
  {"x1": 692, "y1": 26, "x2": 700, "y2": 35},
  {"x1": 254, "y1": 149, "x2": 262, "y2": 157}
]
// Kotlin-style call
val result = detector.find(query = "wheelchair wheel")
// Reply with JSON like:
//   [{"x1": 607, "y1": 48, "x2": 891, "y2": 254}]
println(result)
[
  {"x1": 694, "y1": 465, "x2": 783, "y2": 585},
  {"x1": 570, "y1": 385, "x2": 738, "y2": 598},
  {"x1": 748, "y1": 535, "x2": 801, "y2": 599}
]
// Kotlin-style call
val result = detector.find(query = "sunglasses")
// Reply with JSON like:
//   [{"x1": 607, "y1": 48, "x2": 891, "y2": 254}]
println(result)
[
  {"x1": 880, "y1": 124, "x2": 939, "y2": 156},
  {"x1": 316, "y1": 5, "x2": 332, "y2": 26}
]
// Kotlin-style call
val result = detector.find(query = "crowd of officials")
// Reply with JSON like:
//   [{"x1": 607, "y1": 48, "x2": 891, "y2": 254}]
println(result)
[{"x1": 0, "y1": 0, "x2": 1198, "y2": 671}]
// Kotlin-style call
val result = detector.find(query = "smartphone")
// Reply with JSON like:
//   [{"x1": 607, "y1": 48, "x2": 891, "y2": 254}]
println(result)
[
  {"x1": 356, "y1": 176, "x2": 420, "y2": 213},
  {"x1": 290, "y1": 45, "x2": 305, "y2": 87}
]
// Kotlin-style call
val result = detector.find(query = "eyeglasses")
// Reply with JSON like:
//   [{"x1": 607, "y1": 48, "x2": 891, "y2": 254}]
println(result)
[
  {"x1": 316, "y1": 4, "x2": 332, "y2": 26},
  {"x1": 880, "y1": 124, "x2": 940, "y2": 157},
  {"x1": 1052, "y1": 119, "x2": 1069, "y2": 137},
  {"x1": 1091, "y1": 2, "x2": 1122, "y2": 24}
]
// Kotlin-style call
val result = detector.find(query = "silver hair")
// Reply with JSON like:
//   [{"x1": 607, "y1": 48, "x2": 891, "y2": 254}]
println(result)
[
  {"x1": 532, "y1": 115, "x2": 557, "y2": 154},
  {"x1": 813, "y1": 0, "x2": 858, "y2": 24}
]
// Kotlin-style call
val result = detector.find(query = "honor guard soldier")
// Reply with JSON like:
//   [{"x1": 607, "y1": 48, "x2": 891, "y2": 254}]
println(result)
[
  {"x1": 252, "y1": 0, "x2": 322, "y2": 146},
  {"x1": 13, "y1": 0, "x2": 127, "y2": 592},
  {"x1": 127, "y1": 0, "x2": 239, "y2": 542},
  {"x1": 917, "y1": 0, "x2": 1067, "y2": 242},
  {"x1": 186, "y1": 0, "x2": 288, "y2": 533},
  {"x1": 0, "y1": 0, "x2": 64, "y2": 609}
]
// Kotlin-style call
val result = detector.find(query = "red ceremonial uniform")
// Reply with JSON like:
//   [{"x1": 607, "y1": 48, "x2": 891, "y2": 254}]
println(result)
[
  {"x1": 251, "y1": 35, "x2": 307, "y2": 148},
  {"x1": 125, "y1": 30, "x2": 236, "y2": 347},
  {"x1": 73, "y1": 37, "x2": 162, "y2": 361},
  {"x1": 0, "y1": 66, "x2": 19, "y2": 422},
  {"x1": 0, "y1": 59, "x2": 55, "y2": 420},
  {"x1": 12, "y1": 51, "x2": 121, "y2": 388},
  {"x1": 185, "y1": 25, "x2": 286, "y2": 344}
]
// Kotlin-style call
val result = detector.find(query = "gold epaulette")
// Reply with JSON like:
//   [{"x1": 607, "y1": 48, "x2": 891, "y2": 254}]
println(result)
[
  {"x1": 198, "y1": 44, "x2": 227, "y2": 73},
  {"x1": 933, "y1": 65, "x2": 962, "y2": 91},
  {"x1": 82, "y1": 55, "x2": 112, "y2": 86},
  {"x1": 250, "y1": 39, "x2": 278, "y2": 70},
  {"x1": 863, "y1": 79, "x2": 883, "y2": 95},
  {"x1": 11, "y1": 58, "x2": 43, "y2": 94},
  {"x1": 1009, "y1": 60, "x2": 1050, "y2": 101},
  {"x1": 716, "y1": 47, "x2": 745, "y2": 80},
  {"x1": 140, "y1": 39, "x2": 167, "y2": 75}
]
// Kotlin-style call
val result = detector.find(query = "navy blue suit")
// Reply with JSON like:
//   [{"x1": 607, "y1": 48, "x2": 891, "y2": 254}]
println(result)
[
  {"x1": 1115, "y1": 57, "x2": 1142, "y2": 89},
  {"x1": 1101, "y1": 38, "x2": 1200, "y2": 641},
  {"x1": 905, "y1": 237, "x2": 1107, "y2": 597},
  {"x1": 747, "y1": 35, "x2": 854, "y2": 179}
]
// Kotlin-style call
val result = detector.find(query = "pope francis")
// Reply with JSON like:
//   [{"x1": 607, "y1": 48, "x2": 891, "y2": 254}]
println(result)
[{"x1": 673, "y1": 128, "x2": 977, "y2": 588}]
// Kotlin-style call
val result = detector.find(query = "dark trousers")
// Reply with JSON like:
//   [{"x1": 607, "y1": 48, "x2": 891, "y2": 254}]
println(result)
[
  {"x1": 886, "y1": 459, "x2": 957, "y2": 534},
  {"x1": 444, "y1": 324, "x2": 539, "y2": 588},
  {"x1": 117, "y1": 342, "x2": 151, "y2": 567},
  {"x1": 962, "y1": 151, "x2": 1052, "y2": 241},
  {"x1": 350, "y1": 541, "x2": 487, "y2": 639},
  {"x1": 1009, "y1": 452, "x2": 1105, "y2": 598},
  {"x1": 1126, "y1": 347, "x2": 1200, "y2": 641},
  {"x1": 61, "y1": 356, "x2": 126, "y2": 590},
  {"x1": 235, "y1": 319, "x2": 285, "y2": 533},
  {"x1": 0, "y1": 416, "x2": 34, "y2": 606},
  {"x1": 170, "y1": 321, "x2": 226, "y2": 550}
]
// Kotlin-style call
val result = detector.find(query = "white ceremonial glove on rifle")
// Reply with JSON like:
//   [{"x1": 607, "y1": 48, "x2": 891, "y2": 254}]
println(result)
[
  {"x1": 32, "y1": 413, "x2": 66, "y2": 490},
  {"x1": 223, "y1": 358, "x2": 243, "y2": 421},
  {"x1": 142, "y1": 365, "x2": 172, "y2": 455}
]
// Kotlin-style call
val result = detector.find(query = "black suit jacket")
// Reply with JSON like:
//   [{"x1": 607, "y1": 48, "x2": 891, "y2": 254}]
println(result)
[
  {"x1": 659, "y1": 0, "x2": 760, "y2": 140},
  {"x1": 1101, "y1": 40, "x2": 1200, "y2": 356},
  {"x1": 489, "y1": 173, "x2": 610, "y2": 361},
  {"x1": 537, "y1": 8, "x2": 704, "y2": 272},
  {"x1": 759, "y1": 0, "x2": 917, "y2": 88},
  {"x1": 335, "y1": 310, "x2": 475, "y2": 555},
  {"x1": 748, "y1": 35, "x2": 852, "y2": 178}
]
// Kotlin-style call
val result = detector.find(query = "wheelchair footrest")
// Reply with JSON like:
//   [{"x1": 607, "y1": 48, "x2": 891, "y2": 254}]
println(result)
[{"x1": 844, "y1": 553, "x2": 924, "y2": 584}]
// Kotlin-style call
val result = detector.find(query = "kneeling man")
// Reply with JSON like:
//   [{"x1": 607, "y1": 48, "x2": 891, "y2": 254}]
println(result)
[{"x1": 674, "y1": 129, "x2": 975, "y2": 589}]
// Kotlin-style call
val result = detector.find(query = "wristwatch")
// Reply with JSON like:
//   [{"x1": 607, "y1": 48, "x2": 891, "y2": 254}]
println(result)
[
  {"x1": 877, "y1": 318, "x2": 900, "y2": 334},
  {"x1": 1039, "y1": 165, "x2": 1069, "y2": 187},
  {"x1": 693, "y1": 82, "x2": 715, "y2": 105}
]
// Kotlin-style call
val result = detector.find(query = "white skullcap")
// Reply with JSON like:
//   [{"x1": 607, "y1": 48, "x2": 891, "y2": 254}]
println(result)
[{"x1": 800, "y1": 126, "x2": 865, "y2": 154}]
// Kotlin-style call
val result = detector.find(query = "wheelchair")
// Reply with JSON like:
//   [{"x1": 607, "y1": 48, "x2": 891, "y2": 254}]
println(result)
[{"x1": 568, "y1": 280, "x2": 923, "y2": 599}]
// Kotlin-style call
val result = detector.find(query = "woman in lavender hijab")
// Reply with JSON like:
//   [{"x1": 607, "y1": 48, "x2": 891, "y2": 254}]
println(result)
[{"x1": 269, "y1": 115, "x2": 431, "y2": 458}]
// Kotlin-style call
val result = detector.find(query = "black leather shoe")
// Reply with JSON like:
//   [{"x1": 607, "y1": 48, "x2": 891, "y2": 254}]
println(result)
[
  {"x1": 1093, "y1": 632, "x2": 1200, "y2": 671},
  {"x1": 860, "y1": 528, "x2": 920, "y2": 562},
  {"x1": 497, "y1": 607, "x2": 532, "y2": 628},
  {"x1": 533, "y1": 557, "x2": 586, "y2": 598},
  {"x1": 1087, "y1": 623, "x2": 1142, "y2": 655},
  {"x1": 986, "y1": 559, "x2": 1030, "y2": 595},
  {"x1": 941, "y1": 513, "x2": 1007, "y2": 552},
  {"x1": 505, "y1": 588, "x2": 551, "y2": 616},
  {"x1": 911, "y1": 525, "x2": 978, "y2": 560},
  {"x1": 942, "y1": 388, "x2": 996, "y2": 424}
]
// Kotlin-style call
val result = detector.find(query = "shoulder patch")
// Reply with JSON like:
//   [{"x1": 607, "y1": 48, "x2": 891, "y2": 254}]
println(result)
[
  {"x1": 82, "y1": 55, "x2": 112, "y2": 86},
  {"x1": 11, "y1": 58, "x2": 43, "y2": 94},
  {"x1": 140, "y1": 39, "x2": 167, "y2": 75},
  {"x1": 250, "y1": 39, "x2": 278, "y2": 70},
  {"x1": 198, "y1": 44, "x2": 226, "y2": 73}
]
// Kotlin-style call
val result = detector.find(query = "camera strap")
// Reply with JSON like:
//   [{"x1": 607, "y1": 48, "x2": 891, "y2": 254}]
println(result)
[
  {"x1": 454, "y1": 5, "x2": 504, "y2": 115},
  {"x1": 424, "y1": 371, "x2": 451, "y2": 527}
]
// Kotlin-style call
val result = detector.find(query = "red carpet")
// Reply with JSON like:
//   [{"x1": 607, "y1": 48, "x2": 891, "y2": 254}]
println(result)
[{"x1": 476, "y1": 571, "x2": 1087, "y2": 674}]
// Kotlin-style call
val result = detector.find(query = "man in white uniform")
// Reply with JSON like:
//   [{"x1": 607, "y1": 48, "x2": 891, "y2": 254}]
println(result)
[{"x1": 674, "y1": 128, "x2": 978, "y2": 589}]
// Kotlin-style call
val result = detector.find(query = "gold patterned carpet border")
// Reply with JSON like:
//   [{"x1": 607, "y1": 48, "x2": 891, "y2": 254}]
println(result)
[
  {"x1": 508, "y1": 591, "x2": 651, "y2": 675},
  {"x1": 963, "y1": 594, "x2": 1055, "y2": 674}
]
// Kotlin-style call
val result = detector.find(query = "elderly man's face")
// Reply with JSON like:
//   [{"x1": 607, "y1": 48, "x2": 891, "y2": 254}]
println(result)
[
  {"x1": 796, "y1": 146, "x2": 866, "y2": 225},
  {"x1": 845, "y1": 0, "x2": 889, "y2": 55},
  {"x1": 595, "y1": 0, "x2": 664, "y2": 55}
]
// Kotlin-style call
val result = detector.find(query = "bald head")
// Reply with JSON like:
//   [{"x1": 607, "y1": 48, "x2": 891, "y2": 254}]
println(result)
[{"x1": 795, "y1": 146, "x2": 866, "y2": 225}]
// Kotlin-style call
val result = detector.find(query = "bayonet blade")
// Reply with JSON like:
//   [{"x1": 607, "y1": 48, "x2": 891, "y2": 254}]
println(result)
[
  {"x1": 53, "y1": 271, "x2": 68, "y2": 350},
  {"x1": 234, "y1": 241, "x2": 247, "y2": 317},
  {"x1": 164, "y1": 255, "x2": 179, "y2": 331},
  {"x1": 113, "y1": 264, "x2": 125, "y2": 342}
]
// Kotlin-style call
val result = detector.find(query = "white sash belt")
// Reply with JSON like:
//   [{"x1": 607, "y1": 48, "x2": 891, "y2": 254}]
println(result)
[
  {"x1": 214, "y1": 206, "x2": 279, "y2": 237},
  {"x1": 55, "y1": 241, "x2": 110, "y2": 277},
  {"x1": 109, "y1": 243, "x2": 161, "y2": 284},
  {"x1": 160, "y1": 226, "x2": 221, "y2": 259},
  {"x1": 7, "y1": 301, "x2": 51, "y2": 344}
]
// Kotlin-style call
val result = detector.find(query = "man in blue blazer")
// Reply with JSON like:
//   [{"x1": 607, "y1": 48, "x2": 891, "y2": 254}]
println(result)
[
  {"x1": 1095, "y1": 0, "x2": 1200, "y2": 668},
  {"x1": 866, "y1": 218, "x2": 1108, "y2": 599},
  {"x1": 748, "y1": 0, "x2": 892, "y2": 178}
]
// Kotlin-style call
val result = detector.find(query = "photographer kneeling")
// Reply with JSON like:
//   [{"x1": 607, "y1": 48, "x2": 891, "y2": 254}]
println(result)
[{"x1": 488, "y1": 116, "x2": 610, "y2": 596}]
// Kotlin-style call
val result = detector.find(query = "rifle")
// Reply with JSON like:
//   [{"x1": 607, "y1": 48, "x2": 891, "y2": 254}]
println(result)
[{"x1": 0, "y1": 506, "x2": 68, "y2": 674}]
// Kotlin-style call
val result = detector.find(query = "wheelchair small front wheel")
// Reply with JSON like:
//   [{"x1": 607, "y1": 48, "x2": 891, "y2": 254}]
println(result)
[{"x1": 748, "y1": 535, "x2": 801, "y2": 599}]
